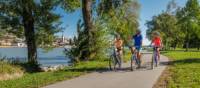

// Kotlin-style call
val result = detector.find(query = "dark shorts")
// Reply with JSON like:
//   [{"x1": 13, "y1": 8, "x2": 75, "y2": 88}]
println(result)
[
  {"x1": 116, "y1": 47, "x2": 122, "y2": 52},
  {"x1": 135, "y1": 46, "x2": 142, "y2": 52},
  {"x1": 153, "y1": 47, "x2": 159, "y2": 51}
]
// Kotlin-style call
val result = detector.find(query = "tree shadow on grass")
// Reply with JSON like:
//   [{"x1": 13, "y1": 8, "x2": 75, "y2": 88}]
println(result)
[
  {"x1": 169, "y1": 58, "x2": 200, "y2": 65},
  {"x1": 161, "y1": 50, "x2": 200, "y2": 55}
]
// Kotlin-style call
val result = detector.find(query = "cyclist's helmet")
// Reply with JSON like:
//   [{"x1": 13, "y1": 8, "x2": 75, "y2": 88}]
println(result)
[
  {"x1": 153, "y1": 31, "x2": 160, "y2": 36},
  {"x1": 136, "y1": 29, "x2": 141, "y2": 34},
  {"x1": 115, "y1": 34, "x2": 121, "y2": 39}
]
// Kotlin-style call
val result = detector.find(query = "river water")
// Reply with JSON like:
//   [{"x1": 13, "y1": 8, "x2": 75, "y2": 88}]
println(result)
[{"x1": 0, "y1": 47, "x2": 70, "y2": 67}]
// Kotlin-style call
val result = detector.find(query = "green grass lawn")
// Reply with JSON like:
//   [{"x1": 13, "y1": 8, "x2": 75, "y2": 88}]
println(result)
[
  {"x1": 0, "y1": 51, "x2": 132, "y2": 88},
  {"x1": 163, "y1": 51, "x2": 200, "y2": 88}
]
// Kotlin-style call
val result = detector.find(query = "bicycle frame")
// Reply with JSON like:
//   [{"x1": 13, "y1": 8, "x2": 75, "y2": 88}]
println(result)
[{"x1": 109, "y1": 48, "x2": 122, "y2": 70}]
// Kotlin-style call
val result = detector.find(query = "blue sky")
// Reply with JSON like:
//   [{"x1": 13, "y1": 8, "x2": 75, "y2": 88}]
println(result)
[{"x1": 56, "y1": 0, "x2": 187, "y2": 45}]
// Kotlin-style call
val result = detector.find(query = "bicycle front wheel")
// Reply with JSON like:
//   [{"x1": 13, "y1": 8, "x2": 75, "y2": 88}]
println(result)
[{"x1": 109, "y1": 55, "x2": 116, "y2": 71}]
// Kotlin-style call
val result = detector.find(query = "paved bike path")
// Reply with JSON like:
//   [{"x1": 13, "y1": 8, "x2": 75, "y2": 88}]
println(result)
[{"x1": 44, "y1": 54, "x2": 169, "y2": 88}]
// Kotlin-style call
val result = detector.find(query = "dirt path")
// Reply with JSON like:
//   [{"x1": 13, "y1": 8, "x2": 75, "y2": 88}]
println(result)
[{"x1": 44, "y1": 53, "x2": 169, "y2": 88}]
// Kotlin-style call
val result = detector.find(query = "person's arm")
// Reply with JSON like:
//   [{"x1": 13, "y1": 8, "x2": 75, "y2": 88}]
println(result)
[
  {"x1": 150, "y1": 38, "x2": 153, "y2": 47},
  {"x1": 128, "y1": 36, "x2": 132, "y2": 41},
  {"x1": 160, "y1": 38, "x2": 163, "y2": 48},
  {"x1": 140, "y1": 35, "x2": 143, "y2": 46},
  {"x1": 120, "y1": 40, "x2": 123, "y2": 47}
]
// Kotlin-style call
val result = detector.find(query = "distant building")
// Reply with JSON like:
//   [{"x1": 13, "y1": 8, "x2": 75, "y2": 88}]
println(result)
[
  {"x1": 0, "y1": 33, "x2": 26, "y2": 47},
  {"x1": 53, "y1": 36, "x2": 70, "y2": 47}
]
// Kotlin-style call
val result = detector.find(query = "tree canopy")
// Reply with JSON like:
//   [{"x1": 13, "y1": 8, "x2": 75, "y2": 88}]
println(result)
[{"x1": 146, "y1": 0, "x2": 200, "y2": 50}]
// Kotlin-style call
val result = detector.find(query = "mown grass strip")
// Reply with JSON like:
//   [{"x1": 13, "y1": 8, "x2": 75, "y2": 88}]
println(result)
[{"x1": 161, "y1": 51, "x2": 200, "y2": 88}]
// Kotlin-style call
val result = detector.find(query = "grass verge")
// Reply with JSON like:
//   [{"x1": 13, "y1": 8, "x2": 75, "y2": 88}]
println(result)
[{"x1": 155, "y1": 51, "x2": 200, "y2": 88}]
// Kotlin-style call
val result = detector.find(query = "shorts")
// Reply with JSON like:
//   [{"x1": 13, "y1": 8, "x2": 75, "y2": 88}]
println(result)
[
  {"x1": 135, "y1": 46, "x2": 142, "y2": 52},
  {"x1": 116, "y1": 47, "x2": 122, "y2": 52},
  {"x1": 153, "y1": 46, "x2": 161, "y2": 51}
]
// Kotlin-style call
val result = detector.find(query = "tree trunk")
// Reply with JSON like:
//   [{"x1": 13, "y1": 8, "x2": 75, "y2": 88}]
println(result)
[
  {"x1": 22, "y1": 7, "x2": 37, "y2": 65},
  {"x1": 82, "y1": 0, "x2": 93, "y2": 60},
  {"x1": 185, "y1": 28, "x2": 189, "y2": 52},
  {"x1": 186, "y1": 42, "x2": 189, "y2": 52}
]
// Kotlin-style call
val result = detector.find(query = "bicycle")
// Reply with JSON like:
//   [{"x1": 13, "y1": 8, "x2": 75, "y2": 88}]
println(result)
[
  {"x1": 130, "y1": 49, "x2": 141, "y2": 71},
  {"x1": 151, "y1": 47, "x2": 159, "y2": 69},
  {"x1": 109, "y1": 48, "x2": 122, "y2": 71}
]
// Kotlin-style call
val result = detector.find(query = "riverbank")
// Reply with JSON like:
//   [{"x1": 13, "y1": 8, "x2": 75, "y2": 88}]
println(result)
[
  {"x1": 0, "y1": 46, "x2": 26, "y2": 48},
  {"x1": 155, "y1": 51, "x2": 200, "y2": 88},
  {"x1": 0, "y1": 46, "x2": 70, "y2": 48},
  {"x1": 0, "y1": 61, "x2": 24, "y2": 80},
  {"x1": 0, "y1": 52, "x2": 131, "y2": 88}
]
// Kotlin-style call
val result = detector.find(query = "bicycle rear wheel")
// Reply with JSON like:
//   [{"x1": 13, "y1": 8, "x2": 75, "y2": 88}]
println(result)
[
  {"x1": 155, "y1": 52, "x2": 158, "y2": 67},
  {"x1": 130, "y1": 55, "x2": 137, "y2": 71},
  {"x1": 151, "y1": 55, "x2": 154, "y2": 69},
  {"x1": 130, "y1": 56, "x2": 134, "y2": 71}
]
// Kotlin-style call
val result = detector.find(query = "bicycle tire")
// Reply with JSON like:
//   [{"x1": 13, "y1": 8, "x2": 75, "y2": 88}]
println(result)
[
  {"x1": 131, "y1": 54, "x2": 138, "y2": 71},
  {"x1": 130, "y1": 55, "x2": 134, "y2": 71},
  {"x1": 109, "y1": 55, "x2": 116, "y2": 71},
  {"x1": 151, "y1": 54, "x2": 154, "y2": 69},
  {"x1": 155, "y1": 52, "x2": 158, "y2": 67}
]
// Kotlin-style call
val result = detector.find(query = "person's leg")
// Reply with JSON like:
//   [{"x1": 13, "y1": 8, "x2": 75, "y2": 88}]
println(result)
[
  {"x1": 117, "y1": 49, "x2": 122, "y2": 68},
  {"x1": 157, "y1": 47, "x2": 160, "y2": 61},
  {"x1": 130, "y1": 47, "x2": 135, "y2": 54},
  {"x1": 136, "y1": 47, "x2": 141, "y2": 60}
]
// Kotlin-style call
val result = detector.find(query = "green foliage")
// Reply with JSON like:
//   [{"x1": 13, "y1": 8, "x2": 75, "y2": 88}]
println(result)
[
  {"x1": 59, "y1": 0, "x2": 81, "y2": 12},
  {"x1": 98, "y1": 0, "x2": 140, "y2": 45},
  {"x1": 176, "y1": 0, "x2": 200, "y2": 49}
]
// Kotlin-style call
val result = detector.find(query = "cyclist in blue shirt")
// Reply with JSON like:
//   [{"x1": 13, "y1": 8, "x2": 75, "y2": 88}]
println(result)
[{"x1": 131, "y1": 30, "x2": 143, "y2": 64}]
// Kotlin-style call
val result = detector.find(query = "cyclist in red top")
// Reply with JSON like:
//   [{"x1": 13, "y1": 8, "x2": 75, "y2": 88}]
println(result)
[{"x1": 151, "y1": 31, "x2": 163, "y2": 62}]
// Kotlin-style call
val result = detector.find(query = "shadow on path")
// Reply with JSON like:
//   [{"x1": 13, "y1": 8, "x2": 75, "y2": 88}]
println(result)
[{"x1": 64, "y1": 60, "x2": 170, "y2": 74}]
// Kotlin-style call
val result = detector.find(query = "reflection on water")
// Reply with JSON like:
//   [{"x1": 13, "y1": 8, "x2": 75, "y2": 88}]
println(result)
[{"x1": 0, "y1": 47, "x2": 70, "y2": 67}]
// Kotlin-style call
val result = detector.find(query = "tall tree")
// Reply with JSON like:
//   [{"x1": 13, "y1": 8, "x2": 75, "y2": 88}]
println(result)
[
  {"x1": 176, "y1": 0, "x2": 200, "y2": 51},
  {"x1": 0, "y1": 0, "x2": 79, "y2": 66},
  {"x1": 67, "y1": 0, "x2": 140, "y2": 61},
  {"x1": 82, "y1": 0, "x2": 93, "y2": 60},
  {"x1": 146, "y1": 0, "x2": 184, "y2": 50}
]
